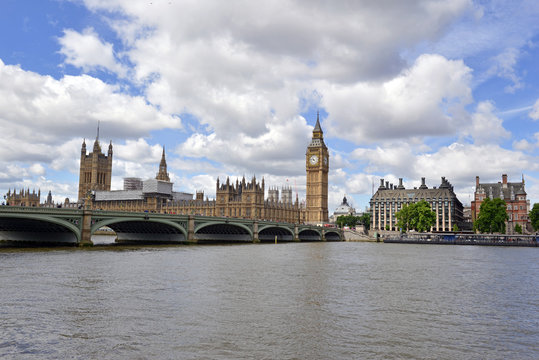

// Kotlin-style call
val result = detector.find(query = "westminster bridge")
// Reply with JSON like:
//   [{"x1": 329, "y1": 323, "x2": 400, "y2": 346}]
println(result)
[{"x1": 0, "y1": 206, "x2": 343, "y2": 246}]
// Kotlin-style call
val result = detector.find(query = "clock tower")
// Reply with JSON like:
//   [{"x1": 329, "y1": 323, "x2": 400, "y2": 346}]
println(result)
[{"x1": 306, "y1": 112, "x2": 329, "y2": 224}]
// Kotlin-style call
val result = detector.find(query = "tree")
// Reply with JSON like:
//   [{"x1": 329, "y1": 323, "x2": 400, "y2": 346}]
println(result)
[
  {"x1": 474, "y1": 198, "x2": 508, "y2": 234},
  {"x1": 395, "y1": 200, "x2": 436, "y2": 232},
  {"x1": 529, "y1": 203, "x2": 539, "y2": 231},
  {"x1": 514, "y1": 223, "x2": 522, "y2": 234},
  {"x1": 359, "y1": 213, "x2": 371, "y2": 230},
  {"x1": 412, "y1": 200, "x2": 437, "y2": 232},
  {"x1": 453, "y1": 224, "x2": 459, "y2": 232},
  {"x1": 395, "y1": 203, "x2": 413, "y2": 231},
  {"x1": 336, "y1": 214, "x2": 359, "y2": 228}
]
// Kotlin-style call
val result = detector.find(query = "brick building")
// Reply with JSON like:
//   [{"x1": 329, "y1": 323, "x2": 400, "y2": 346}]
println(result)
[{"x1": 471, "y1": 174, "x2": 530, "y2": 233}]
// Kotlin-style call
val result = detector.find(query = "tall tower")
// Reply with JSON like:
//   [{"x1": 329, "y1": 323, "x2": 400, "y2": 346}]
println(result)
[
  {"x1": 156, "y1": 146, "x2": 170, "y2": 182},
  {"x1": 305, "y1": 112, "x2": 329, "y2": 223},
  {"x1": 78, "y1": 125, "x2": 113, "y2": 202}
]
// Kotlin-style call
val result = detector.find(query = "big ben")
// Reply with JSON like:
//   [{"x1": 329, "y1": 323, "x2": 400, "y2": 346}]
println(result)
[{"x1": 306, "y1": 112, "x2": 329, "y2": 224}]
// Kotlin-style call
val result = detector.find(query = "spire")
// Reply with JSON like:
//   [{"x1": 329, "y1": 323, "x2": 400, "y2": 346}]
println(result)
[
  {"x1": 314, "y1": 110, "x2": 322, "y2": 132},
  {"x1": 156, "y1": 146, "x2": 170, "y2": 182},
  {"x1": 93, "y1": 121, "x2": 101, "y2": 153}
]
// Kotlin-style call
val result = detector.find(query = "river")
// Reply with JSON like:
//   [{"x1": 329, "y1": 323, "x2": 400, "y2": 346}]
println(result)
[{"x1": 1, "y1": 241, "x2": 538, "y2": 359}]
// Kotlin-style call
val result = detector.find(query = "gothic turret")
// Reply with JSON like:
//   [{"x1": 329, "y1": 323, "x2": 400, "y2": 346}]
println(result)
[{"x1": 155, "y1": 146, "x2": 170, "y2": 182}]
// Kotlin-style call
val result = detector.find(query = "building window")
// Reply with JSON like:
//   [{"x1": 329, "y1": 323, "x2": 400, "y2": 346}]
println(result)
[{"x1": 507, "y1": 204, "x2": 512, "y2": 210}]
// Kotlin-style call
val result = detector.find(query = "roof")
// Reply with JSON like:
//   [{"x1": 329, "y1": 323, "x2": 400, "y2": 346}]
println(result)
[{"x1": 477, "y1": 181, "x2": 526, "y2": 199}]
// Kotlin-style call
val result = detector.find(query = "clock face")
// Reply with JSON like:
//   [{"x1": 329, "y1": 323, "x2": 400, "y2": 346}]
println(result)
[{"x1": 309, "y1": 155, "x2": 318, "y2": 165}]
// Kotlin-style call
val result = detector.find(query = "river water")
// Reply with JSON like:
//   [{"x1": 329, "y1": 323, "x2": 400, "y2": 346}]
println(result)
[{"x1": 1, "y1": 241, "x2": 538, "y2": 359}]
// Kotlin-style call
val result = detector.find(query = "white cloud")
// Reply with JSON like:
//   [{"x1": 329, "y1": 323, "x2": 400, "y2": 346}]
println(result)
[
  {"x1": 463, "y1": 101, "x2": 510, "y2": 144},
  {"x1": 513, "y1": 139, "x2": 534, "y2": 152},
  {"x1": 485, "y1": 48, "x2": 522, "y2": 93},
  {"x1": 349, "y1": 142, "x2": 537, "y2": 202},
  {"x1": 177, "y1": 116, "x2": 312, "y2": 177},
  {"x1": 0, "y1": 60, "x2": 181, "y2": 164},
  {"x1": 351, "y1": 144, "x2": 416, "y2": 176},
  {"x1": 58, "y1": 27, "x2": 127, "y2": 76},
  {"x1": 76, "y1": 0, "x2": 472, "y2": 147},
  {"x1": 322, "y1": 54, "x2": 473, "y2": 143},
  {"x1": 530, "y1": 98, "x2": 539, "y2": 120}
]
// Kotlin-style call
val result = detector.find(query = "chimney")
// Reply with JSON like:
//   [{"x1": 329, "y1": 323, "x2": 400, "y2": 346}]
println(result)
[
  {"x1": 398, "y1": 178, "x2": 405, "y2": 189},
  {"x1": 385, "y1": 181, "x2": 389, "y2": 189},
  {"x1": 502, "y1": 174, "x2": 507, "y2": 185},
  {"x1": 380, "y1": 179, "x2": 384, "y2": 187},
  {"x1": 419, "y1": 177, "x2": 427, "y2": 189},
  {"x1": 476, "y1": 176, "x2": 479, "y2": 188}
]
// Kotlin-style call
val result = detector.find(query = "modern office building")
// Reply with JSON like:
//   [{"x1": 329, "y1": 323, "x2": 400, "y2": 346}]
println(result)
[{"x1": 370, "y1": 177, "x2": 464, "y2": 232}]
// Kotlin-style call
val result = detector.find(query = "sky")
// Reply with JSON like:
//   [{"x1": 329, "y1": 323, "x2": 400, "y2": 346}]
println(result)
[{"x1": 1, "y1": 0, "x2": 539, "y2": 213}]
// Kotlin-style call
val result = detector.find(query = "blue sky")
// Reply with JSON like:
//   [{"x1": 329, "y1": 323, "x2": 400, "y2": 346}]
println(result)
[{"x1": 1, "y1": 0, "x2": 539, "y2": 213}]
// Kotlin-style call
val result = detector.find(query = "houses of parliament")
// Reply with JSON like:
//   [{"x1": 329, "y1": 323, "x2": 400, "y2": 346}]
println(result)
[{"x1": 75, "y1": 115, "x2": 329, "y2": 224}]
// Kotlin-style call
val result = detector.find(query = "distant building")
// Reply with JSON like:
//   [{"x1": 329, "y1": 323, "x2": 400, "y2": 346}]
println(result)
[
  {"x1": 78, "y1": 130, "x2": 113, "y2": 202},
  {"x1": 471, "y1": 174, "x2": 530, "y2": 233},
  {"x1": 370, "y1": 177, "x2": 464, "y2": 232},
  {"x1": 5, "y1": 188, "x2": 40, "y2": 207},
  {"x1": 83, "y1": 115, "x2": 332, "y2": 224},
  {"x1": 123, "y1": 177, "x2": 143, "y2": 191},
  {"x1": 330, "y1": 196, "x2": 356, "y2": 223},
  {"x1": 89, "y1": 148, "x2": 305, "y2": 222},
  {"x1": 45, "y1": 190, "x2": 53, "y2": 205}
]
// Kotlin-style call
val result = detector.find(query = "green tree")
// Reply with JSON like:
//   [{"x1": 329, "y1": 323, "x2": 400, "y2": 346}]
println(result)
[
  {"x1": 473, "y1": 198, "x2": 508, "y2": 233},
  {"x1": 514, "y1": 223, "x2": 522, "y2": 234},
  {"x1": 395, "y1": 201, "x2": 436, "y2": 232},
  {"x1": 529, "y1": 203, "x2": 539, "y2": 231},
  {"x1": 336, "y1": 215, "x2": 359, "y2": 228},
  {"x1": 359, "y1": 213, "x2": 371, "y2": 230},
  {"x1": 412, "y1": 200, "x2": 437, "y2": 232},
  {"x1": 395, "y1": 203, "x2": 413, "y2": 231},
  {"x1": 453, "y1": 224, "x2": 459, "y2": 232}
]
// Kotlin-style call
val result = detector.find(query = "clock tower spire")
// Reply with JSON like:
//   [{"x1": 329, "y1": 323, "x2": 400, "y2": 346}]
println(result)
[{"x1": 305, "y1": 111, "x2": 329, "y2": 224}]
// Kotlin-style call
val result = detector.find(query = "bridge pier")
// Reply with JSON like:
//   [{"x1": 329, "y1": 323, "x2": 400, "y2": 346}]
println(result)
[
  {"x1": 294, "y1": 224, "x2": 300, "y2": 242},
  {"x1": 80, "y1": 209, "x2": 93, "y2": 246},
  {"x1": 187, "y1": 215, "x2": 197, "y2": 244},
  {"x1": 253, "y1": 221, "x2": 259, "y2": 243}
]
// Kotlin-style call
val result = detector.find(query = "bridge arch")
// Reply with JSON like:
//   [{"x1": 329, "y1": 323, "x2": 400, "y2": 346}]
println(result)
[
  {"x1": 195, "y1": 221, "x2": 253, "y2": 242},
  {"x1": 298, "y1": 228, "x2": 322, "y2": 241},
  {"x1": 258, "y1": 225, "x2": 295, "y2": 242},
  {"x1": 0, "y1": 214, "x2": 81, "y2": 244},
  {"x1": 324, "y1": 230, "x2": 342, "y2": 241},
  {"x1": 92, "y1": 217, "x2": 188, "y2": 243}
]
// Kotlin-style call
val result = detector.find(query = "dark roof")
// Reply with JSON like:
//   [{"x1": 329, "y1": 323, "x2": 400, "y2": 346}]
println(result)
[
  {"x1": 313, "y1": 111, "x2": 322, "y2": 133},
  {"x1": 477, "y1": 181, "x2": 526, "y2": 199}
]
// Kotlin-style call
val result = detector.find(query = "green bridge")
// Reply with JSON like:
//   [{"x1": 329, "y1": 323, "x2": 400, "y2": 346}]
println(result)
[{"x1": 0, "y1": 206, "x2": 343, "y2": 246}]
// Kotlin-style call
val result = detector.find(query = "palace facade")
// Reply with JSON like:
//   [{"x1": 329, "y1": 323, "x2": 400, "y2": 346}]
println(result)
[
  {"x1": 91, "y1": 149, "x2": 306, "y2": 223},
  {"x1": 78, "y1": 133, "x2": 113, "y2": 202},
  {"x1": 86, "y1": 117, "x2": 329, "y2": 224},
  {"x1": 370, "y1": 177, "x2": 464, "y2": 232},
  {"x1": 5, "y1": 188, "x2": 41, "y2": 207}
]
